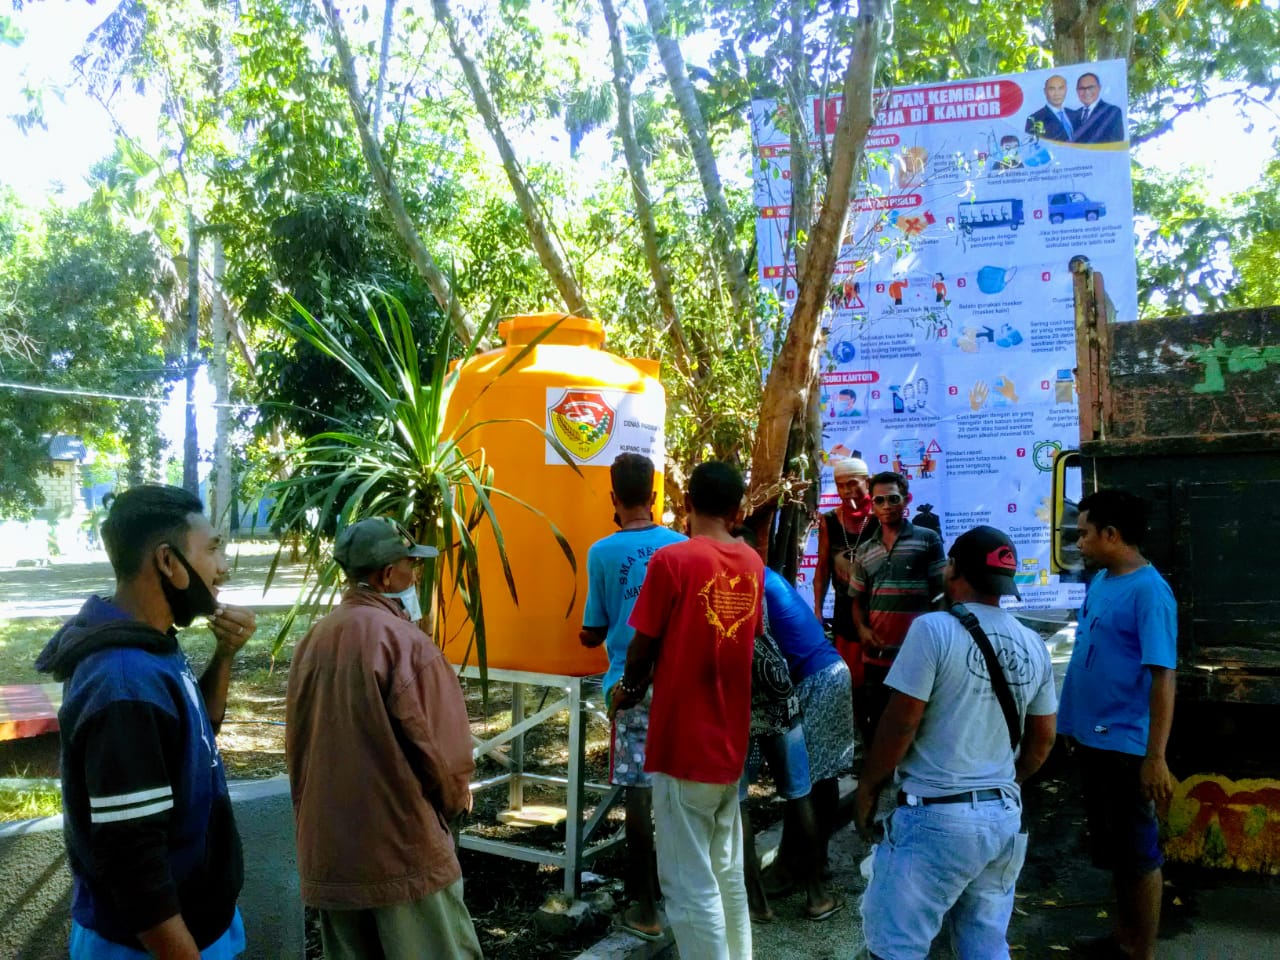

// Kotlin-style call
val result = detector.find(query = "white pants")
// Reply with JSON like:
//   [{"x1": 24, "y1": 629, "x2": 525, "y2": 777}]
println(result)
[{"x1": 652, "y1": 772, "x2": 752, "y2": 960}]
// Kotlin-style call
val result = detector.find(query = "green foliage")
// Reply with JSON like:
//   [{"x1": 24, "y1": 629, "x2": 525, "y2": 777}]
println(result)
[
  {"x1": 890, "y1": 0, "x2": 1051, "y2": 82},
  {"x1": 1232, "y1": 152, "x2": 1280, "y2": 308},
  {"x1": 3, "y1": 0, "x2": 1278, "y2": 526},
  {"x1": 1133, "y1": 164, "x2": 1243, "y2": 317},
  {"x1": 0, "y1": 193, "x2": 172, "y2": 515},
  {"x1": 246, "y1": 195, "x2": 446, "y2": 441},
  {"x1": 262, "y1": 293, "x2": 579, "y2": 687},
  {"x1": 0, "y1": 783, "x2": 62, "y2": 823},
  {"x1": 578, "y1": 167, "x2": 762, "y2": 465},
  {"x1": 1130, "y1": 1, "x2": 1280, "y2": 143}
]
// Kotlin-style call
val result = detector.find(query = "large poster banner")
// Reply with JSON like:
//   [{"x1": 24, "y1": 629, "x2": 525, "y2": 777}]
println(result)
[{"x1": 752, "y1": 61, "x2": 1135, "y2": 611}]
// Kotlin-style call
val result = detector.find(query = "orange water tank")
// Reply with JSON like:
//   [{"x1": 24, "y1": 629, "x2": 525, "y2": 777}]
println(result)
[{"x1": 440, "y1": 313, "x2": 666, "y2": 676}]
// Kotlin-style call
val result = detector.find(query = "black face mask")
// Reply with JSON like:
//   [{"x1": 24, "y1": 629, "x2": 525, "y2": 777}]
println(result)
[{"x1": 158, "y1": 544, "x2": 219, "y2": 628}]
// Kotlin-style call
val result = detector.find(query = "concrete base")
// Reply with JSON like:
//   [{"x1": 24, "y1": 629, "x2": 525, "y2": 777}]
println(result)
[
  {"x1": 0, "y1": 777, "x2": 302, "y2": 960},
  {"x1": 534, "y1": 890, "x2": 616, "y2": 938}
]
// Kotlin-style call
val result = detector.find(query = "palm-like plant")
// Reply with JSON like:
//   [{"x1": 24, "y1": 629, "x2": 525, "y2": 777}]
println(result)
[{"x1": 263, "y1": 291, "x2": 578, "y2": 689}]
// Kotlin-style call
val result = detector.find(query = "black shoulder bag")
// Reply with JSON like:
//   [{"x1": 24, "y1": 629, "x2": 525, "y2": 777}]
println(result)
[{"x1": 948, "y1": 602, "x2": 1021, "y2": 751}]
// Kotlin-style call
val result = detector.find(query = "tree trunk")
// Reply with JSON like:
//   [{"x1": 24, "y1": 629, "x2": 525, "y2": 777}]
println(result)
[
  {"x1": 1052, "y1": 0, "x2": 1137, "y2": 67},
  {"x1": 216, "y1": 286, "x2": 256, "y2": 372},
  {"x1": 763, "y1": 0, "x2": 821, "y2": 575},
  {"x1": 430, "y1": 0, "x2": 592, "y2": 318},
  {"x1": 642, "y1": 0, "x2": 754, "y2": 332},
  {"x1": 124, "y1": 403, "x2": 152, "y2": 487},
  {"x1": 210, "y1": 237, "x2": 232, "y2": 534},
  {"x1": 1095, "y1": 0, "x2": 1138, "y2": 63},
  {"x1": 747, "y1": 0, "x2": 888, "y2": 532},
  {"x1": 1052, "y1": 0, "x2": 1089, "y2": 63},
  {"x1": 321, "y1": 0, "x2": 472, "y2": 346},
  {"x1": 183, "y1": 209, "x2": 200, "y2": 497},
  {"x1": 600, "y1": 0, "x2": 692, "y2": 372},
  {"x1": 373, "y1": 0, "x2": 396, "y2": 140}
]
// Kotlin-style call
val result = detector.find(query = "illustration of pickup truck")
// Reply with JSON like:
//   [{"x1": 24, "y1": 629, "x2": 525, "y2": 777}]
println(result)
[
  {"x1": 956, "y1": 198, "x2": 1025, "y2": 234},
  {"x1": 1047, "y1": 192, "x2": 1106, "y2": 224}
]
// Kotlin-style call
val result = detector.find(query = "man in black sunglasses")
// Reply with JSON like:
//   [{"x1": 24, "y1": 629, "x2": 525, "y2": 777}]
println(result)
[{"x1": 849, "y1": 472, "x2": 946, "y2": 743}]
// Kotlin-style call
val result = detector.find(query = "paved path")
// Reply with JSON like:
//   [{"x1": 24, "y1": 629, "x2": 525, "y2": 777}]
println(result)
[
  {"x1": 0, "y1": 552, "x2": 312, "y2": 619},
  {"x1": 0, "y1": 777, "x2": 302, "y2": 960}
]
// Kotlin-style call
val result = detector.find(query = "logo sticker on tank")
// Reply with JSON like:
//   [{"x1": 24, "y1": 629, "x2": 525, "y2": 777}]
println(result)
[{"x1": 549, "y1": 390, "x2": 617, "y2": 462}]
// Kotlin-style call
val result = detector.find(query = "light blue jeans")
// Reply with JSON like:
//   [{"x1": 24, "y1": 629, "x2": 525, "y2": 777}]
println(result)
[
  {"x1": 651, "y1": 773, "x2": 752, "y2": 960},
  {"x1": 861, "y1": 794, "x2": 1027, "y2": 959}
]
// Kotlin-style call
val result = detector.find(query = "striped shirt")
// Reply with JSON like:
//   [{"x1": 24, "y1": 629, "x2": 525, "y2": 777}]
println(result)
[{"x1": 851, "y1": 521, "x2": 946, "y2": 664}]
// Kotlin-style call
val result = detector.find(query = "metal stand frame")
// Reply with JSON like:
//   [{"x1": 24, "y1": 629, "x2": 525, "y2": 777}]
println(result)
[{"x1": 459, "y1": 667, "x2": 623, "y2": 896}]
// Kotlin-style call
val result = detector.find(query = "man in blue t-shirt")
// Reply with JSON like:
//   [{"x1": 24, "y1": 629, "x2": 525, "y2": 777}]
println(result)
[
  {"x1": 1058, "y1": 489, "x2": 1177, "y2": 960},
  {"x1": 760, "y1": 568, "x2": 855, "y2": 892},
  {"x1": 580, "y1": 454, "x2": 683, "y2": 942}
]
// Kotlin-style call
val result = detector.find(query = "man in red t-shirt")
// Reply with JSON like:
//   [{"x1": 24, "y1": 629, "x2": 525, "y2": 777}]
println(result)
[{"x1": 611, "y1": 461, "x2": 763, "y2": 960}]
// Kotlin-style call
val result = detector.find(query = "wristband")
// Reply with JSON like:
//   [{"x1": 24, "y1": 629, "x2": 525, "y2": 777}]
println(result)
[{"x1": 618, "y1": 675, "x2": 646, "y2": 698}]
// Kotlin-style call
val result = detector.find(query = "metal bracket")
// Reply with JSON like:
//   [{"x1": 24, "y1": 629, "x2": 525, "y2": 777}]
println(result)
[{"x1": 457, "y1": 666, "x2": 624, "y2": 896}]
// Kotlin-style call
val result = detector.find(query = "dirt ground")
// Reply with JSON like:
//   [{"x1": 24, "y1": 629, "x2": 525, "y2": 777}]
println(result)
[{"x1": 5, "y1": 555, "x2": 1277, "y2": 957}]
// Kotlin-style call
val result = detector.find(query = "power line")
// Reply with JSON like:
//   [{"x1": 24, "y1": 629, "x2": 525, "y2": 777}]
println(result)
[
  {"x1": 0, "y1": 380, "x2": 256, "y2": 411},
  {"x1": 24, "y1": 366, "x2": 181, "y2": 376}
]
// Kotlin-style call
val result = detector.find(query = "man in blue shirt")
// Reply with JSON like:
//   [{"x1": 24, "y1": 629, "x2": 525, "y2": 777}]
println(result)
[
  {"x1": 758, "y1": 566, "x2": 855, "y2": 895},
  {"x1": 1058, "y1": 489, "x2": 1177, "y2": 960},
  {"x1": 580, "y1": 454, "x2": 683, "y2": 942}
]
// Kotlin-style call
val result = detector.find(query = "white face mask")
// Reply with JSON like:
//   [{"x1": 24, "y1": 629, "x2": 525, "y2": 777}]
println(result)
[
  {"x1": 387, "y1": 584, "x2": 422, "y2": 622},
  {"x1": 360, "y1": 581, "x2": 422, "y2": 621}
]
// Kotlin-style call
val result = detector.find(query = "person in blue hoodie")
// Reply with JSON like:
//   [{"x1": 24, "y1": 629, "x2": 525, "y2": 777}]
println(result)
[{"x1": 36, "y1": 484, "x2": 257, "y2": 960}]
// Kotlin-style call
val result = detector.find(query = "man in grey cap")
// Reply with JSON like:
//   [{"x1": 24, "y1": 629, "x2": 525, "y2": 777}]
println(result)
[
  {"x1": 852, "y1": 525, "x2": 1057, "y2": 958},
  {"x1": 286, "y1": 518, "x2": 482, "y2": 959}
]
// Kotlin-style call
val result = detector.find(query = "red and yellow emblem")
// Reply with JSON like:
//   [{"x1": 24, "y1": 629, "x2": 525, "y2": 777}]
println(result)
[{"x1": 549, "y1": 390, "x2": 616, "y2": 462}]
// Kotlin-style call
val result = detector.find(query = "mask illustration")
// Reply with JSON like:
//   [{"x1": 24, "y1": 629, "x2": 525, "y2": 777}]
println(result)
[{"x1": 977, "y1": 265, "x2": 1017, "y2": 294}]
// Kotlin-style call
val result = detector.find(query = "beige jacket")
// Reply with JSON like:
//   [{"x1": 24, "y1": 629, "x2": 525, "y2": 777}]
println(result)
[{"x1": 286, "y1": 589, "x2": 474, "y2": 910}]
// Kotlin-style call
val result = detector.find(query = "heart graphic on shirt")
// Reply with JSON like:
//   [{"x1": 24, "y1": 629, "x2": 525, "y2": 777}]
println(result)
[{"x1": 697, "y1": 570, "x2": 759, "y2": 645}]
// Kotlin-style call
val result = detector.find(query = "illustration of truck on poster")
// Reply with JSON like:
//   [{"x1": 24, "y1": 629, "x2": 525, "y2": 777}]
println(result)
[{"x1": 752, "y1": 61, "x2": 1137, "y2": 611}]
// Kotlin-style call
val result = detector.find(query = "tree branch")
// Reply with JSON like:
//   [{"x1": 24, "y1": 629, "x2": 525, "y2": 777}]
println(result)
[
  {"x1": 373, "y1": 0, "x2": 396, "y2": 140},
  {"x1": 748, "y1": 0, "x2": 888, "y2": 519},
  {"x1": 1131, "y1": 87, "x2": 1279, "y2": 147},
  {"x1": 600, "y1": 0, "x2": 695, "y2": 378},
  {"x1": 643, "y1": 0, "x2": 755, "y2": 335},
  {"x1": 321, "y1": 0, "x2": 472, "y2": 346},
  {"x1": 430, "y1": 0, "x2": 592, "y2": 317}
]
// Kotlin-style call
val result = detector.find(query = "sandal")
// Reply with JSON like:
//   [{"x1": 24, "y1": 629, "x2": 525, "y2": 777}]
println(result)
[
  {"x1": 806, "y1": 895, "x2": 847, "y2": 922},
  {"x1": 612, "y1": 914, "x2": 665, "y2": 943}
]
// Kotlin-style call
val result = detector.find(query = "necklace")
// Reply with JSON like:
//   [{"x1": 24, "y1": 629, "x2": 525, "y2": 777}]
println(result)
[{"x1": 835, "y1": 505, "x2": 872, "y2": 594}]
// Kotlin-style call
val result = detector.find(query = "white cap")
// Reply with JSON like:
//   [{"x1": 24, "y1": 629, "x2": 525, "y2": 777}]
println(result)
[{"x1": 832, "y1": 457, "x2": 870, "y2": 479}]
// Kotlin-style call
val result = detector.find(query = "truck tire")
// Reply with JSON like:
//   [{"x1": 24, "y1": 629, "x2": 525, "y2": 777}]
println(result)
[
  {"x1": 1050, "y1": 214, "x2": 1064, "y2": 224},
  {"x1": 1086, "y1": 211, "x2": 1098, "y2": 221}
]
